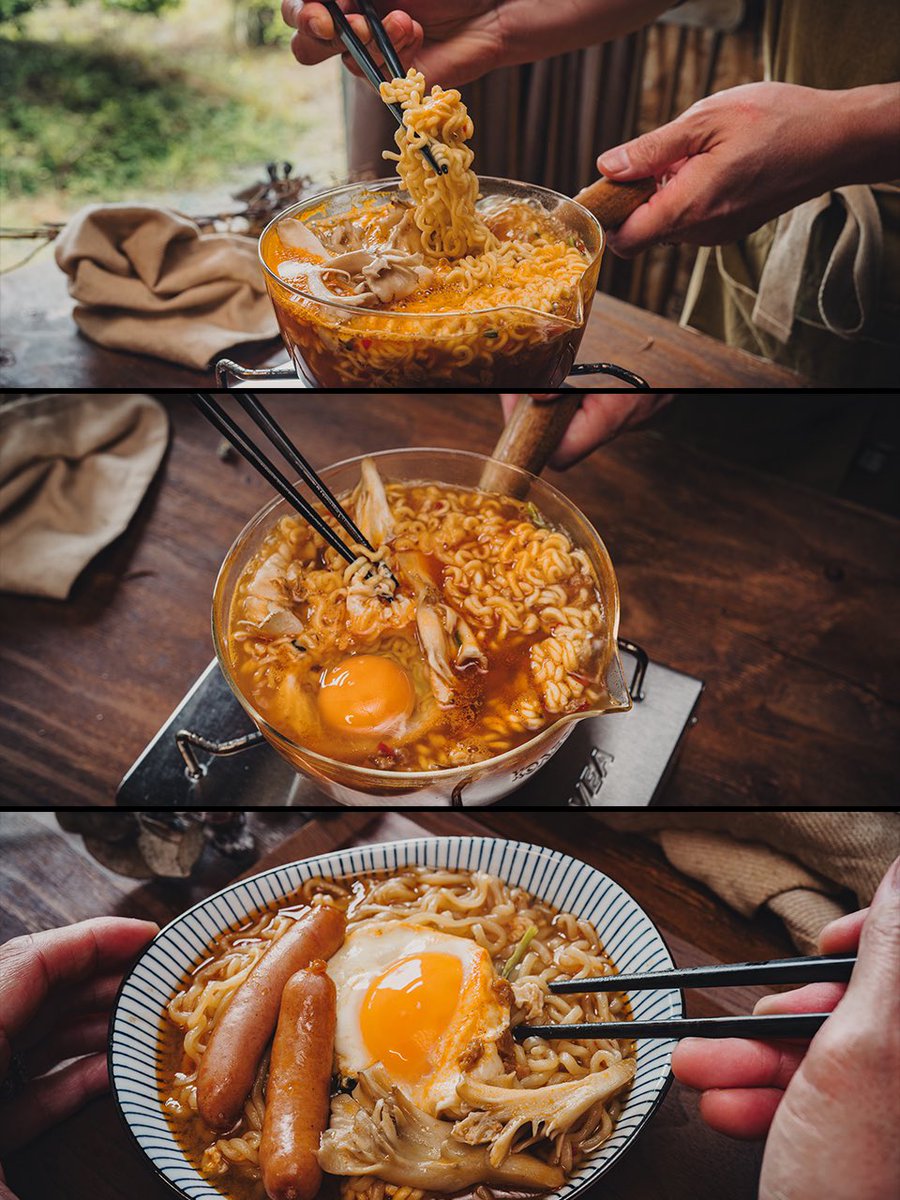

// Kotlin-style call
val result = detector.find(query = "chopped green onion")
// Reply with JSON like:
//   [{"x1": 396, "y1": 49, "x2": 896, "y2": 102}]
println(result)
[
  {"x1": 502, "y1": 925, "x2": 539, "y2": 979},
  {"x1": 525, "y1": 501, "x2": 550, "y2": 530},
  {"x1": 484, "y1": 329, "x2": 499, "y2": 339}
]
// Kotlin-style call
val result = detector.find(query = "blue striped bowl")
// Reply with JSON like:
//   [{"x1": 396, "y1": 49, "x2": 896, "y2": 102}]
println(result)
[{"x1": 110, "y1": 837, "x2": 682, "y2": 1200}]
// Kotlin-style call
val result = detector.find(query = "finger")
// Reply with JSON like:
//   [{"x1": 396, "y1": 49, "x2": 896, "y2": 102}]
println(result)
[
  {"x1": 753, "y1": 982, "x2": 847, "y2": 1016},
  {"x1": 604, "y1": 171, "x2": 697, "y2": 258},
  {"x1": 498, "y1": 393, "x2": 562, "y2": 422},
  {"x1": 62, "y1": 969, "x2": 127, "y2": 1017},
  {"x1": 0, "y1": 918, "x2": 157, "y2": 1061},
  {"x1": 597, "y1": 114, "x2": 708, "y2": 182},
  {"x1": 19, "y1": 969, "x2": 128, "y2": 1046},
  {"x1": 379, "y1": 10, "x2": 423, "y2": 66},
  {"x1": 672, "y1": 1037, "x2": 806, "y2": 1091},
  {"x1": 839, "y1": 856, "x2": 900, "y2": 1008},
  {"x1": 549, "y1": 395, "x2": 632, "y2": 468},
  {"x1": 817, "y1": 907, "x2": 868, "y2": 954},
  {"x1": 698, "y1": 1087, "x2": 783, "y2": 1140},
  {"x1": 289, "y1": 4, "x2": 421, "y2": 70},
  {"x1": 20, "y1": 1014, "x2": 109, "y2": 1079},
  {"x1": 0, "y1": 1053, "x2": 108, "y2": 1156},
  {"x1": 289, "y1": 4, "x2": 371, "y2": 65}
]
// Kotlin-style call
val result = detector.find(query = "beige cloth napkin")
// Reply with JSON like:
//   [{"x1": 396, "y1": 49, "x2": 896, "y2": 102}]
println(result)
[
  {"x1": 54, "y1": 205, "x2": 279, "y2": 370},
  {"x1": 0, "y1": 394, "x2": 169, "y2": 599},
  {"x1": 595, "y1": 812, "x2": 899, "y2": 952}
]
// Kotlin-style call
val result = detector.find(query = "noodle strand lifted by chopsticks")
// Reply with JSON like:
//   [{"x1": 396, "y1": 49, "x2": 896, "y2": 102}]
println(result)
[{"x1": 379, "y1": 70, "x2": 498, "y2": 261}]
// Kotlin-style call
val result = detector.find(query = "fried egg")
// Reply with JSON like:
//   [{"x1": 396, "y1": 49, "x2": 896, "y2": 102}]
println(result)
[
  {"x1": 327, "y1": 922, "x2": 510, "y2": 1116},
  {"x1": 318, "y1": 654, "x2": 415, "y2": 737}
]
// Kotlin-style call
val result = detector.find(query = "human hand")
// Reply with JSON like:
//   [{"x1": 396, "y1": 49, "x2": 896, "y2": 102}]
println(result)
[
  {"x1": 597, "y1": 82, "x2": 862, "y2": 257},
  {"x1": 672, "y1": 856, "x2": 900, "y2": 1200},
  {"x1": 498, "y1": 393, "x2": 672, "y2": 469},
  {"x1": 282, "y1": 1, "x2": 499, "y2": 85},
  {"x1": 281, "y1": 1, "x2": 669, "y2": 87},
  {"x1": 0, "y1": 917, "x2": 158, "y2": 1182}
]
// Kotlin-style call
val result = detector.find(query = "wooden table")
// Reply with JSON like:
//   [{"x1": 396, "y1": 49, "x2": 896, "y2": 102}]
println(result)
[
  {"x1": 0, "y1": 807, "x2": 794, "y2": 1200},
  {"x1": 0, "y1": 394, "x2": 897, "y2": 807},
  {"x1": 0, "y1": 255, "x2": 803, "y2": 389}
]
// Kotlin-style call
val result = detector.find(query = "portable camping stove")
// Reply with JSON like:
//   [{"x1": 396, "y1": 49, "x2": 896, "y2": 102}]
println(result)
[{"x1": 116, "y1": 641, "x2": 702, "y2": 807}]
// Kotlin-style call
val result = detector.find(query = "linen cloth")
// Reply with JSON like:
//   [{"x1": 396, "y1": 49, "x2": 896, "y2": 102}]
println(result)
[
  {"x1": 0, "y1": 394, "x2": 168, "y2": 599},
  {"x1": 55, "y1": 205, "x2": 278, "y2": 369},
  {"x1": 596, "y1": 811, "x2": 899, "y2": 951}
]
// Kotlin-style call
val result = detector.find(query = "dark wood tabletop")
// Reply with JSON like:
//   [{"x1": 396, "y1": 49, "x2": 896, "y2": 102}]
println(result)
[
  {"x1": 0, "y1": 255, "x2": 803, "y2": 390},
  {"x1": 0, "y1": 807, "x2": 795, "y2": 1200}
]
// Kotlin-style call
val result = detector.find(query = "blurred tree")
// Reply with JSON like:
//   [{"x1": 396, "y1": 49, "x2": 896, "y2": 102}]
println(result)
[
  {"x1": 231, "y1": 0, "x2": 285, "y2": 47},
  {"x1": 0, "y1": 0, "x2": 178, "y2": 23}
]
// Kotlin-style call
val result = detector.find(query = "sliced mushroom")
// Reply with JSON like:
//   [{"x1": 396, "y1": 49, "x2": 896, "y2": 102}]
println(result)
[
  {"x1": 317, "y1": 1066, "x2": 564, "y2": 1193},
  {"x1": 276, "y1": 218, "x2": 330, "y2": 257},
  {"x1": 453, "y1": 1059, "x2": 637, "y2": 1167},
  {"x1": 352, "y1": 456, "x2": 395, "y2": 548},
  {"x1": 358, "y1": 251, "x2": 434, "y2": 304}
]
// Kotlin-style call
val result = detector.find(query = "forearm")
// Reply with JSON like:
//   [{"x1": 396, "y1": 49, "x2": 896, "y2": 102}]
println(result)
[
  {"x1": 499, "y1": 0, "x2": 671, "y2": 71},
  {"x1": 828, "y1": 83, "x2": 900, "y2": 186}
]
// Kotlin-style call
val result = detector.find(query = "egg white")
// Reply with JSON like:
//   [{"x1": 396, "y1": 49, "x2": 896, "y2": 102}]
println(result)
[{"x1": 327, "y1": 922, "x2": 510, "y2": 1117}]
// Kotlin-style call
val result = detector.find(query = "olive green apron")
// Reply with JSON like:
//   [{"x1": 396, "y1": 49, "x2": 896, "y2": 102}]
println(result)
[{"x1": 680, "y1": 0, "x2": 900, "y2": 386}]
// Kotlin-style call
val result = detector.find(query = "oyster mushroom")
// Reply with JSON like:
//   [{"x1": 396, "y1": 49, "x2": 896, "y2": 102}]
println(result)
[
  {"x1": 317, "y1": 1066, "x2": 564, "y2": 1193},
  {"x1": 452, "y1": 1060, "x2": 637, "y2": 1167}
]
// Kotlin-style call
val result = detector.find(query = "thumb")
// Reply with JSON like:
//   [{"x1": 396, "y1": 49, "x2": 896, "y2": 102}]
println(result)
[
  {"x1": 837, "y1": 857, "x2": 900, "y2": 1008},
  {"x1": 598, "y1": 116, "x2": 705, "y2": 180}
]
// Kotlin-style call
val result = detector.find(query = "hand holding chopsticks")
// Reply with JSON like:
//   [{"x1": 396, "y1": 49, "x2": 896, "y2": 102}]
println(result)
[
  {"x1": 320, "y1": 0, "x2": 446, "y2": 174},
  {"x1": 515, "y1": 953, "x2": 856, "y2": 1041}
]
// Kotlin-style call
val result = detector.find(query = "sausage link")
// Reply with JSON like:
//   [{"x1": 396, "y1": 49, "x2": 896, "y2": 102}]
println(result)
[
  {"x1": 260, "y1": 965, "x2": 336, "y2": 1200},
  {"x1": 197, "y1": 904, "x2": 344, "y2": 1130}
]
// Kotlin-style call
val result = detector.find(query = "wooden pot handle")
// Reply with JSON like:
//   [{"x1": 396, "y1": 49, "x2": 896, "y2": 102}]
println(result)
[
  {"x1": 574, "y1": 176, "x2": 656, "y2": 230},
  {"x1": 483, "y1": 394, "x2": 582, "y2": 491}
]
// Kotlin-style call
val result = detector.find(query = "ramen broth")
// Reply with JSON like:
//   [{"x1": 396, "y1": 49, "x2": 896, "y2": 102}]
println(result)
[
  {"x1": 258, "y1": 70, "x2": 599, "y2": 387},
  {"x1": 225, "y1": 481, "x2": 609, "y2": 771},
  {"x1": 158, "y1": 868, "x2": 634, "y2": 1200}
]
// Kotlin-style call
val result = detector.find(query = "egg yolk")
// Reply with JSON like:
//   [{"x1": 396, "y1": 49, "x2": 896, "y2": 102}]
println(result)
[
  {"x1": 360, "y1": 952, "x2": 463, "y2": 1083},
  {"x1": 318, "y1": 654, "x2": 415, "y2": 735}
]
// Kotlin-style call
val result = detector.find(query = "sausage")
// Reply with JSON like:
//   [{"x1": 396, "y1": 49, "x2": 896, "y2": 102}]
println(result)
[
  {"x1": 259, "y1": 964, "x2": 336, "y2": 1200},
  {"x1": 197, "y1": 904, "x2": 345, "y2": 1130}
]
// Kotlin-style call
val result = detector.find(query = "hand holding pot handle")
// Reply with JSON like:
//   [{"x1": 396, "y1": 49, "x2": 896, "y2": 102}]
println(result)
[
  {"x1": 574, "y1": 177, "x2": 656, "y2": 230},
  {"x1": 488, "y1": 394, "x2": 583, "y2": 482}
]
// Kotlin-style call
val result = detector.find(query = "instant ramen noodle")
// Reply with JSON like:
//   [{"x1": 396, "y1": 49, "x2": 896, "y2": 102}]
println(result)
[
  {"x1": 160, "y1": 865, "x2": 636, "y2": 1200},
  {"x1": 259, "y1": 71, "x2": 602, "y2": 386},
  {"x1": 224, "y1": 458, "x2": 610, "y2": 772}
]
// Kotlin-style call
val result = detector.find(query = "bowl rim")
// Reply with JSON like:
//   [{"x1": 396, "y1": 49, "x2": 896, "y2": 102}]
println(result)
[
  {"x1": 210, "y1": 445, "x2": 631, "y2": 787},
  {"x1": 108, "y1": 835, "x2": 684, "y2": 1200},
  {"x1": 258, "y1": 174, "x2": 604, "y2": 324}
]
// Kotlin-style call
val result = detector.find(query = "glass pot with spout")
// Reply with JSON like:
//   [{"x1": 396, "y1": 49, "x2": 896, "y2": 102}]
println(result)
[{"x1": 212, "y1": 447, "x2": 633, "y2": 807}]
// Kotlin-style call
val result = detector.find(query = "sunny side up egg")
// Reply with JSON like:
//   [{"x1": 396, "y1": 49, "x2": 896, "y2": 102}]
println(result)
[{"x1": 327, "y1": 923, "x2": 511, "y2": 1117}]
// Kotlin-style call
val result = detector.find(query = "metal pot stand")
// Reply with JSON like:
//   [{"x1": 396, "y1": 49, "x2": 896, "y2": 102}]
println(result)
[
  {"x1": 214, "y1": 358, "x2": 649, "y2": 390},
  {"x1": 116, "y1": 640, "x2": 703, "y2": 807}
]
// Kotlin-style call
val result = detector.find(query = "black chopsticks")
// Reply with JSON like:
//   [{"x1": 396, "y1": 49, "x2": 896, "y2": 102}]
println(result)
[
  {"x1": 513, "y1": 953, "x2": 855, "y2": 1041},
  {"x1": 232, "y1": 395, "x2": 373, "y2": 551},
  {"x1": 321, "y1": 0, "x2": 446, "y2": 175},
  {"x1": 515, "y1": 1013, "x2": 832, "y2": 1041},
  {"x1": 193, "y1": 393, "x2": 364, "y2": 565},
  {"x1": 546, "y1": 953, "x2": 856, "y2": 994},
  {"x1": 358, "y1": 0, "x2": 403, "y2": 78}
]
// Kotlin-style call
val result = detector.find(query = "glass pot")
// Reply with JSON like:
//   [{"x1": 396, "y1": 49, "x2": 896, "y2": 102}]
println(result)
[
  {"x1": 212, "y1": 448, "x2": 632, "y2": 807},
  {"x1": 251, "y1": 177, "x2": 647, "y2": 390}
]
